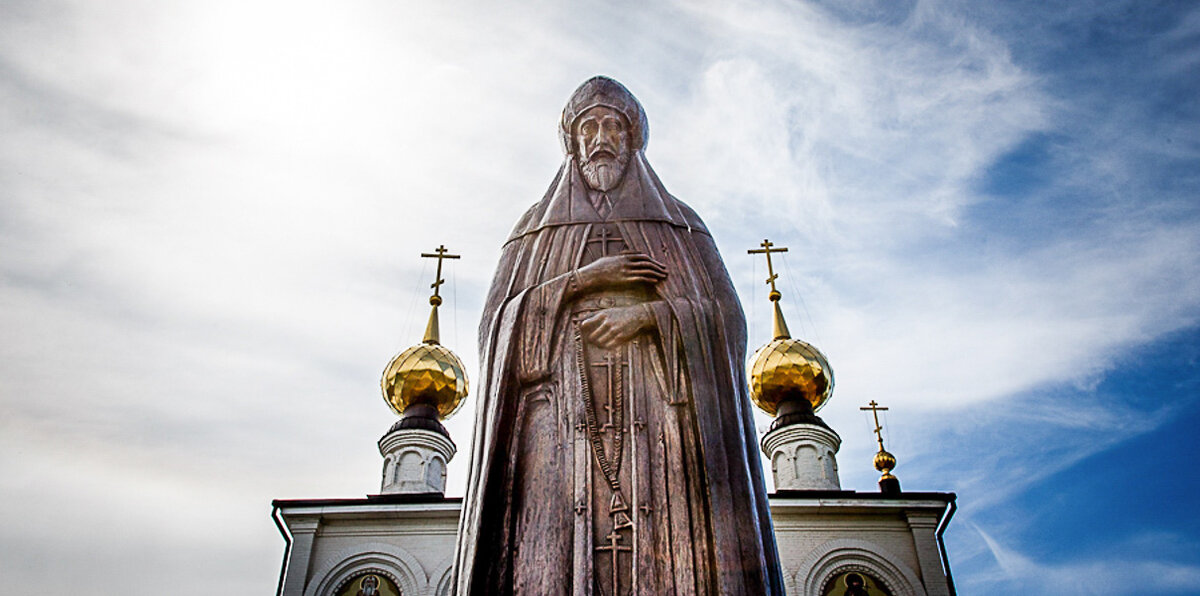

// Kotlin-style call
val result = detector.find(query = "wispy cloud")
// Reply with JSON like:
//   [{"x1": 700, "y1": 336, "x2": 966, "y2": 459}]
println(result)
[
  {"x1": 1, "y1": 0, "x2": 1197, "y2": 593},
  {"x1": 971, "y1": 524, "x2": 1200, "y2": 594}
]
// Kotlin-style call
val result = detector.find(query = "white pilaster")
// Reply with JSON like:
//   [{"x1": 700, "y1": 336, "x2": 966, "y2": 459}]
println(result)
[
  {"x1": 281, "y1": 516, "x2": 320, "y2": 596},
  {"x1": 907, "y1": 511, "x2": 952, "y2": 596}
]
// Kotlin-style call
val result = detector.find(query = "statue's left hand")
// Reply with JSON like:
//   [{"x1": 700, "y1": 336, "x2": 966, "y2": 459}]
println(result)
[{"x1": 579, "y1": 305, "x2": 654, "y2": 349}]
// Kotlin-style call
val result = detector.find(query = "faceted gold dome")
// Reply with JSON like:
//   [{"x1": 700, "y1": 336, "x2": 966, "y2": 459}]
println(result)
[
  {"x1": 381, "y1": 341, "x2": 468, "y2": 419},
  {"x1": 748, "y1": 337, "x2": 834, "y2": 416}
]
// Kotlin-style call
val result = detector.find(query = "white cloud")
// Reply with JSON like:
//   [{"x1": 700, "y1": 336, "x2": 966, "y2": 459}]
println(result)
[
  {"x1": 1, "y1": 0, "x2": 1197, "y2": 592},
  {"x1": 972, "y1": 525, "x2": 1200, "y2": 594}
]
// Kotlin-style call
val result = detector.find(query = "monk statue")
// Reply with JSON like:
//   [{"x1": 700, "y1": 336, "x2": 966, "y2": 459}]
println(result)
[{"x1": 454, "y1": 76, "x2": 783, "y2": 596}]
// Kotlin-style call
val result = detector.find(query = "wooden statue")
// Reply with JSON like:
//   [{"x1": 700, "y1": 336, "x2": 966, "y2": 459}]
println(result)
[{"x1": 454, "y1": 76, "x2": 783, "y2": 596}]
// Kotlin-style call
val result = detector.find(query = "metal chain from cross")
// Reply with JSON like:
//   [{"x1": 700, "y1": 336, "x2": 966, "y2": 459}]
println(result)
[
  {"x1": 420, "y1": 244, "x2": 460, "y2": 305},
  {"x1": 860, "y1": 400, "x2": 890, "y2": 451},
  {"x1": 747, "y1": 238, "x2": 789, "y2": 301}
]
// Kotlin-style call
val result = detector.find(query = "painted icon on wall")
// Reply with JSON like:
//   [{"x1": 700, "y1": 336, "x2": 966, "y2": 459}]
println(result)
[
  {"x1": 334, "y1": 572, "x2": 402, "y2": 596},
  {"x1": 821, "y1": 570, "x2": 893, "y2": 596}
]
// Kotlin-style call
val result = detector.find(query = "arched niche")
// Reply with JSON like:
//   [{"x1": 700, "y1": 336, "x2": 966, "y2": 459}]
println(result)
[
  {"x1": 796, "y1": 538, "x2": 926, "y2": 596},
  {"x1": 821, "y1": 569, "x2": 893, "y2": 595},
  {"x1": 305, "y1": 542, "x2": 426, "y2": 596},
  {"x1": 332, "y1": 570, "x2": 403, "y2": 596}
]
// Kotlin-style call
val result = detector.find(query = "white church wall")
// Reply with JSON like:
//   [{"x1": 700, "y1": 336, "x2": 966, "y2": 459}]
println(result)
[{"x1": 277, "y1": 495, "x2": 953, "y2": 596}]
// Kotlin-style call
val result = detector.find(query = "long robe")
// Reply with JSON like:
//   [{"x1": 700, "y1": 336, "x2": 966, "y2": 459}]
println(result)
[{"x1": 454, "y1": 153, "x2": 783, "y2": 595}]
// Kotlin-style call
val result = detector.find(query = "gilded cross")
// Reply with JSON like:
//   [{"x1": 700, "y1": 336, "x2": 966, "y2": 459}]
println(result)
[
  {"x1": 747, "y1": 238, "x2": 789, "y2": 300},
  {"x1": 859, "y1": 400, "x2": 890, "y2": 450},
  {"x1": 420, "y1": 244, "x2": 461, "y2": 304}
]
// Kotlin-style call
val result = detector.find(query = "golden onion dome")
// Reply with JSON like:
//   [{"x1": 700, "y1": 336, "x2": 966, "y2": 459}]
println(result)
[
  {"x1": 381, "y1": 340, "x2": 468, "y2": 419},
  {"x1": 745, "y1": 239, "x2": 834, "y2": 418},
  {"x1": 873, "y1": 449, "x2": 897, "y2": 474},
  {"x1": 382, "y1": 244, "x2": 468, "y2": 420},
  {"x1": 748, "y1": 334, "x2": 834, "y2": 416}
]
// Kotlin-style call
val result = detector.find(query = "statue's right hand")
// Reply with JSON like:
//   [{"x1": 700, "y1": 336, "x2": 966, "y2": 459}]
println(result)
[{"x1": 575, "y1": 253, "x2": 668, "y2": 290}]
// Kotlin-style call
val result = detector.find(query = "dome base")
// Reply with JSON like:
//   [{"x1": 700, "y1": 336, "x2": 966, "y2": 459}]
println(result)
[
  {"x1": 761, "y1": 421, "x2": 842, "y2": 491},
  {"x1": 377, "y1": 425, "x2": 457, "y2": 496}
]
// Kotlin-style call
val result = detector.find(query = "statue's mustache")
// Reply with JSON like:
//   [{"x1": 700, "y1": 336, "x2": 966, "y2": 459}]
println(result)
[{"x1": 587, "y1": 145, "x2": 619, "y2": 160}]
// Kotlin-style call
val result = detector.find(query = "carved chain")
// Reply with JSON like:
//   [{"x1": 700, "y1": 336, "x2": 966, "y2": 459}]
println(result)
[{"x1": 573, "y1": 323, "x2": 624, "y2": 493}]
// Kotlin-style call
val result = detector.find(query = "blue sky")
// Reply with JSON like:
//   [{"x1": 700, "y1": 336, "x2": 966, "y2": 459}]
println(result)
[{"x1": 1, "y1": 0, "x2": 1198, "y2": 594}]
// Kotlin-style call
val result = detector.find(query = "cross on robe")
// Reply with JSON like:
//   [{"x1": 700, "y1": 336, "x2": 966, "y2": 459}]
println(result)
[
  {"x1": 586, "y1": 226, "x2": 625, "y2": 257},
  {"x1": 596, "y1": 529, "x2": 632, "y2": 596},
  {"x1": 591, "y1": 354, "x2": 626, "y2": 432}
]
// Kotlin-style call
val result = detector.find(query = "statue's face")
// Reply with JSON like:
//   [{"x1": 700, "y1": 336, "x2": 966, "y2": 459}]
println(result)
[{"x1": 575, "y1": 105, "x2": 630, "y2": 192}]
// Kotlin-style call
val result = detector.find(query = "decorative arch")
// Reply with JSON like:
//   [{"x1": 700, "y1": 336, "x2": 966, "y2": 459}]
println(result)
[
  {"x1": 426, "y1": 455, "x2": 446, "y2": 489},
  {"x1": 382, "y1": 455, "x2": 394, "y2": 485},
  {"x1": 306, "y1": 542, "x2": 427, "y2": 596},
  {"x1": 332, "y1": 570, "x2": 403, "y2": 595},
  {"x1": 796, "y1": 538, "x2": 926, "y2": 596},
  {"x1": 428, "y1": 554, "x2": 455, "y2": 596},
  {"x1": 396, "y1": 448, "x2": 426, "y2": 484}
]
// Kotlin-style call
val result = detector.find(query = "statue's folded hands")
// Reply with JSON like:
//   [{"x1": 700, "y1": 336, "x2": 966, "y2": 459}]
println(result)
[
  {"x1": 571, "y1": 252, "x2": 667, "y2": 294},
  {"x1": 578, "y1": 304, "x2": 656, "y2": 348}
]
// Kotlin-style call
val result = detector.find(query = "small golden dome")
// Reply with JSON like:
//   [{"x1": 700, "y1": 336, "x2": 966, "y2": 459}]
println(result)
[
  {"x1": 748, "y1": 337, "x2": 834, "y2": 416},
  {"x1": 381, "y1": 341, "x2": 468, "y2": 419},
  {"x1": 873, "y1": 449, "x2": 896, "y2": 474}
]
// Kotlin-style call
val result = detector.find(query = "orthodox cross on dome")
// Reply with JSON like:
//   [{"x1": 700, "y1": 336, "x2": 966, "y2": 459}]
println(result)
[
  {"x1": 860, "y1": 400, "x2": 901, "y2": 493},
  {"x1": 748, "y1": 238, "x2": 792, "y2": 339},
  {"x1": 747, "y1": 238, "x2": 789, "y2": 301},
  {"x1": 418, "y1": 244, "x2": 460, "y2": 344},
  {"x1": 860, "y1": 400, "x2": 890, "y2": 451},
  {"x1": 421, "y1": 244, "x2": 461, "y2": 306}
]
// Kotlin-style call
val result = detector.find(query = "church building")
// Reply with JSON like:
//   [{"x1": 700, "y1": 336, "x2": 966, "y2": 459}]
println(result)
[{"x1": 271, "y1": 242, "x2": 956, "y2": 596}]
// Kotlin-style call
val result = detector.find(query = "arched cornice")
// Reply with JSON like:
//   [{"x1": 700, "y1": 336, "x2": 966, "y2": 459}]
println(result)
[
  {"x1": 306, "y1": 542, "x2": 426, "y2": 596},
  {"x1": 428, "y1": 554, "x2": 455, "y2": 596},
  {"x1": 796, "y1": 538, "x2": 926, "y2": 596}
]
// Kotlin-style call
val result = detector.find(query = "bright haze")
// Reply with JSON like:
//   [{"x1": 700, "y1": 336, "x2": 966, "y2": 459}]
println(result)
[{"x1": 2, "y1": 1, "x2": 1197, "y2": 594}]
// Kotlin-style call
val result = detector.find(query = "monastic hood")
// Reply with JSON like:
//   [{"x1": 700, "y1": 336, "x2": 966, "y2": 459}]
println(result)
[{"x1": 508, "y1": 76, "x2": 706, "y2": 241}]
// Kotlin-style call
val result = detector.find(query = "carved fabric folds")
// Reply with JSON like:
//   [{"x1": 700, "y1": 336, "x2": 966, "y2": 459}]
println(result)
[{"x1": 453, "y1": 152, "x2": 784, "y2": 596}]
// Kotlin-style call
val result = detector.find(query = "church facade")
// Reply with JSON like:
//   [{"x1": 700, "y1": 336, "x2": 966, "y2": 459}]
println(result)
[{"x1": 271, "y1": 420, "x2": 956, "y2": 596}]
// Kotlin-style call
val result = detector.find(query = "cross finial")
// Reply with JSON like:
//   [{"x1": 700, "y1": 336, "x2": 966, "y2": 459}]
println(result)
[
  {"x1": 747, "y1": 238, "x2": 789, "y2": 301},
  {"x1": 859, "y1": 400, "x2": 890, "y2": 450},
  {"x1": 748, "y1": 238, "x2": 792, "y2": 339},
  {"x1": 420, "y1": 244, "x2": 461, "y2": 306},
  {"x1": 418, "y1": 245, "x2": 460, "y2": 344}
]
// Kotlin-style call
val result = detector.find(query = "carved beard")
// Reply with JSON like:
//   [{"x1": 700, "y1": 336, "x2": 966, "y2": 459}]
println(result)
[{"x1": 579, "y1": 151, "x2": 629, "y2": 192}]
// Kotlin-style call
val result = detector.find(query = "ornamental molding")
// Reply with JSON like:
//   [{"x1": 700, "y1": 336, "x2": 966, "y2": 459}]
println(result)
[
  {"x1": 761, "y1": 422, "x2": 841, "y2": 456},
  {"x1": 796, "y1": 538, "x2": 926, "y2": 596},
  {"x1": 306, "y1": 541, "x2": 426, "y2": 596},
  {"x1": 379, "y1": 428, "x2": 456, "y2": 459},
  {"x1": 428, "y1": 554, "x2": 455, "y2": 596}
]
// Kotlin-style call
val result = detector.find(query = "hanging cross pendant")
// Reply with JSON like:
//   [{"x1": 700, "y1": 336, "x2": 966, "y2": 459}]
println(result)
[
  {"x1": 591, "y1": 354, "x2": 627, "y2": 434},
  {"x1": 596, "y1": 529, "x2": 631, "y2": 596}
]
